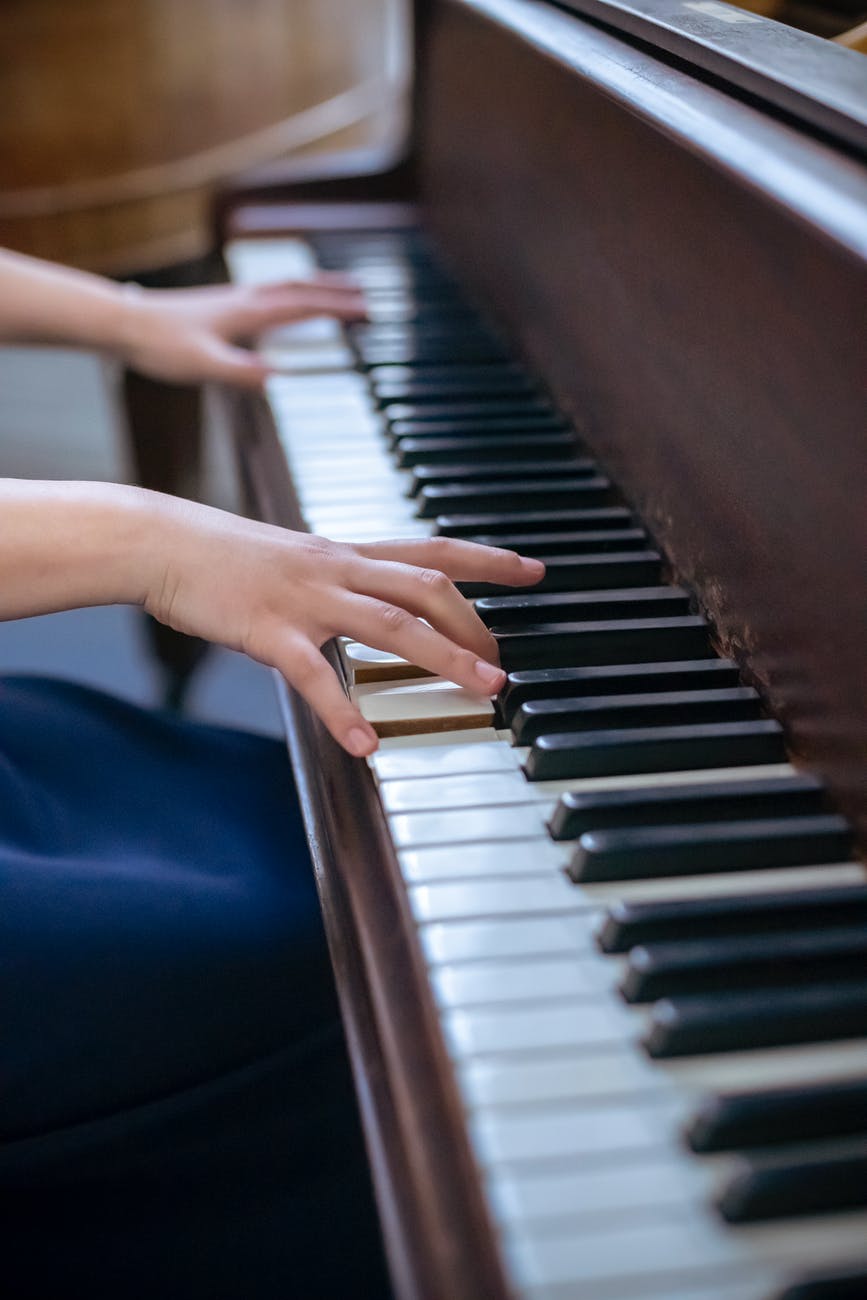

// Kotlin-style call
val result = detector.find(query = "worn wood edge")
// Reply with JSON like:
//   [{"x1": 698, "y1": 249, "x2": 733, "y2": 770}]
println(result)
[
  {"x1": 227, "y1": 385, "x2": 513, "y2": 1300},
  {"x1": 457, "y1": 0, "x2": 867, "y2": 260},
  {"x1": 551, "y1": 0, "x2": 867, "y2": 154}
]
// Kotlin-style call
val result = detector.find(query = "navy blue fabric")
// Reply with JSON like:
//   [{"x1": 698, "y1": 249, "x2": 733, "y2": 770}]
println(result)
[{"x1": 0, "y1": 677, "x2": 390, "y2": 1299}]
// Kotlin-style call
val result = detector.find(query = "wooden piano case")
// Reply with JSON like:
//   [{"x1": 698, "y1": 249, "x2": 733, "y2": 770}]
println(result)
[{"x1": 219, "y1": 2, "x2": 867, "y2": 1295}]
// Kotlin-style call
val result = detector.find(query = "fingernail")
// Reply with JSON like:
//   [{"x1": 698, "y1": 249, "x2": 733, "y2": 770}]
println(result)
[
  {"x1": 347, "y1": 726, "x2": 377, "y2": 757},
  {"x1": 520, "y1": 556, "x2": 546, "y2": 577},
  {"x1": 475, "y1": 660, "x2": 505, "y2": 690}
]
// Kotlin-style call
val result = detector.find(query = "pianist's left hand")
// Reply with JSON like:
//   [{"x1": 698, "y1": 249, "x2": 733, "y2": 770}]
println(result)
[{"x1": 0, "y1": 246, "x2": 367, "y2": 387}]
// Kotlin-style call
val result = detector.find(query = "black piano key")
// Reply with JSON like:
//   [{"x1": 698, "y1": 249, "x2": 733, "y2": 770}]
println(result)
[
  {"x1": 644, "y1": 981, "x2": 867, "y2": 1058},
  {"x1": 384, "y1": 398, "x2": 555, "y2": 424},
  {"x1": 621, "y1": 920, "x2": 867, "y2": 1002},
  {"x1": 502, "y1": 659, "x2": 742, "y2": 725},
  {"x1": 598, "y1": 884, "x2": 867, "y2": 953},
  {"x1": 571, "y1": 813, "x2": 851, "y2": 882},
  {"x1": 464, "y1": 528, "x2": 649, "y2": 555},
  {"x1": 686, "y1": 1077, "x2": 867, "y2": 1153},
  {"x1": 390, "y1": 414, "x2": 571, "y2": 442},
  {"x1": 396, "y1": 433, "x2": 578, "y2": 466},
  {"x1": 436, "y1": 507, "x2": 634, "y2": 537},
  {"x1": 717, "y1": 1147, "x2": 867, "y2": 1222},
  {"x1": 514, "y1": 686, "x2": 761, "y2": 745},
  {"x1": 524, "y1": 719, "x2": 784, "y2": 780},
  {"x1": 458, "y1": 552, "x2": 662, "y2": 599},
  {"x1": 410, "y1": 458, "x2": 594, "y2": 496},
  {"x1": 478, "y1": 585, "x2": 689, "y2": 627},
  {"x1": 418, "y1": 476, "x2": 614, "y2": 518},
  {"x1": 374, "y1": 375, "x2": 538, "y2": 406},
  {"x1": 498, "y1": 616, "x2": 712, "y2": 672},
  {"x1": 773, "y1": 1266, "x2": 867, "y2": 1300},
  {"x1": 550, "y1": 772, "x2": 825, "y2": 841}
]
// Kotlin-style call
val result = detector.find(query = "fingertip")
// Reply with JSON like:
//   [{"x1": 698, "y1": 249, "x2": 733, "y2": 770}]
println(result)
[
  {"x1": 475, "y1": 659, "x2": 506, "y2": 692},
  {"x1": 346, "y1": 724, "x2": 378, "y2": 757},
  {"x1": 519, "y1": 555, "x2": 546, "y2": 582}
]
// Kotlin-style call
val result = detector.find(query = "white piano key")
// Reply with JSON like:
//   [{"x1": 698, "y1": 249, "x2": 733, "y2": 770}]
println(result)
[
  {"x1": 382, "y1": 763, "x2": 809, "y2": 815},
  {"x1": 653, "y1": 1038, "x2": 867, "y2": 1095},
  {"x1": 472, "y1": 1095, "x2": 676, "y2": 1165},
  {"x1": 341, "y1": 642, "x2": 434, "y2": 685},
  {"x1": 392, "y1": 805, "x2": 552, "y2": 850},
  {"x1": 262, "y1": 347, "x2": 354, "y2": 372},
  {"x1": 399, "y1": 837, "x2": 567, "y2": 883},
  {"x1": 375, "y1": 726, "x2": 499, "y2": 750},
  {"x1": 355, "y1": 677, "x2": 495, "y2": 738},
  {"x1": 488, "y1": 1152, "x2": 702, "y2": 1225},
  {"x1": 508, "y1": 1207, "x2": 867, "y2": 1293},
  {"x1": 458, "y1": 1044, "x2": 665, "y2": 1109},
  {"x1": 459, "y1": 1038, "x2": 867, "y2": 1110},
  {"x1": 420, "y1": 913, "x2": 605, "y2": 965},
  {"x1": 381, "y1": 771, "x2": 543, "y2": 813},
  {"x1": 408, "y1": 875, "x2": 576, "y2": 923},
  {"x1": 372, "y1": 739, "x2": 523, "y2": 781},
  {"x1": 523, "y1": 1273, "x2": 771, "y2": 1300},
  {"x1": 443, "y1": 999, "x2": 636, "y2": 1058},
  {"x1": 431, "y1": 955, "x2": 611, "y2": 1009},
  {"x1": 225, "y1": 237, "x2": 317, "y2": 281}
]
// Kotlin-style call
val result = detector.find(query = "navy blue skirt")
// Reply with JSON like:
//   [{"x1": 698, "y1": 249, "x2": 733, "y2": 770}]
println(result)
[{"x1": 0, "y1": 677, "x2": 389, "y2": 1299}]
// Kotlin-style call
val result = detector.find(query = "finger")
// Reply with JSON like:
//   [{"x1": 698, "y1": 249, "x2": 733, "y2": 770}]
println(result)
[
  {"x1": 354, "y1": 536, "x2": 545, "y2": 587},
  {"x1": 258, "y1": 273, "x2": 363, "y2": 293},
  {"x1": 273, "y1": 635, "x2": 378, "y2": 757},
  {"x1": 198, "y1": 337, "x2": 270, "y2": 388},
  {"x1": 245, "y1": 286, "x2": 369, "y2": 331},
  {"x1": 336, "y1": 592, "x2": 506, "y2": 696},
  {"x1": 349, "y1": 557, "x2": 498, "y2": 663}
]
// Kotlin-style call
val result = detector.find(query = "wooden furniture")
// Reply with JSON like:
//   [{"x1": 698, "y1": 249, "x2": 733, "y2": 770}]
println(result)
[{"x1": 220, "y1": 2, "x2": 867, "y2": 1296}]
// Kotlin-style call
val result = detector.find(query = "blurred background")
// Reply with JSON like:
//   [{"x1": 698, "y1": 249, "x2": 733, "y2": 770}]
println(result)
[{"x1": 0, "y1": 0, "x2": 411, "y2": 731}]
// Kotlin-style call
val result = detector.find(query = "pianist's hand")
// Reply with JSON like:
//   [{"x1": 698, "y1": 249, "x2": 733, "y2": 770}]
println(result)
[
  {"x1": 145, "y1": 499, "x2": 544, "y2": 757},
  {"x1": 0, "y1": 248, "x2": 366, "y2": 384},
  {"x1": 119, "y1": 274, "x2": 367, "y2": 386}
]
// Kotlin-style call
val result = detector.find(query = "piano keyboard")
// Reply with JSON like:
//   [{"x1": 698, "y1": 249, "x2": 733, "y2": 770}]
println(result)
[{"x1": 226, "y1": 227, "x2": 867, "y2": 1300}]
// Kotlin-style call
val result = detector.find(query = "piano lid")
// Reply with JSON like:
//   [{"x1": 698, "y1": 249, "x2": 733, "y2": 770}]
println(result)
[{"x1": 551, "y1": 0, "x2": 867, "y2": 154}]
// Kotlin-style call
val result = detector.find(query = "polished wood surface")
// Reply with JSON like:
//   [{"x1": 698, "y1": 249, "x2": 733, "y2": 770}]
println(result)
[
  {"x1": 421, "y1": 0, "x2": 867, "y2": 844},
  {"x1": 0, "y1": 0, "x2": 405, "y2": 272}
]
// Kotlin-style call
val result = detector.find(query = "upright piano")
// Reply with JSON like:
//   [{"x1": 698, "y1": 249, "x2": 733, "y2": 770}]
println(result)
[{"x1": 218, "y1": 2, "x2": 867, "y2": 1295}]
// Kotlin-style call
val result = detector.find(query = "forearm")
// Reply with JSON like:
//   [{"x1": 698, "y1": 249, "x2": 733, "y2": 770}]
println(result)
[
  {"x1": 0, "y1": 249, "x2": 130, "y2": 351},
  {"x1": 0, "y1": 480, "x2": 161, "y2": 620}
]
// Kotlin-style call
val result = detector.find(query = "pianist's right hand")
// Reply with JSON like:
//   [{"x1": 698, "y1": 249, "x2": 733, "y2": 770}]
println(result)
[{"x1": 0, "y1": 479, "x2": 544, "y2": 758}]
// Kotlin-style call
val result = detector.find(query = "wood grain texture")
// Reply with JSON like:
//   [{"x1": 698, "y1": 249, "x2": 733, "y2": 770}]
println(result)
[{"x1": 420, "y1": 0, "x2": 867, "y2": 844}]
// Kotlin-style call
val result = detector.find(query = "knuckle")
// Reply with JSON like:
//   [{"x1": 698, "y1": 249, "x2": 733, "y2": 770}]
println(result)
[
  {"x1": 418, "y1": 567, "x2": 451, "y2": 595},
  {"x1": 287, "y1": 643, "x2": 324, "y2": 691},
  {"x1": 428, "y1": 536, "x2": 455, "y2": 565},
  {"x1": 378, "y1": 603, "x2": 413, "y2": 635}
]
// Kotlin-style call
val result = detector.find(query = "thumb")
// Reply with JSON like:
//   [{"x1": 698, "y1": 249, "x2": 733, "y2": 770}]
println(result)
[{"x1": 201, "y1": 337, "x2": 271, "y2": 388}]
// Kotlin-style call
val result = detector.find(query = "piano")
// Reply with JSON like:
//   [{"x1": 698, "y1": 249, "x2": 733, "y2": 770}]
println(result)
[{"x1": 217, "y1": 2, "x2": 867, "y2": 1296}]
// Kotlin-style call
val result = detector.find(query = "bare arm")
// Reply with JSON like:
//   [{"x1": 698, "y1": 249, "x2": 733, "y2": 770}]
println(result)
[{"x1": 0, "y1": 247, "x2": 366, "y2": 386}]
